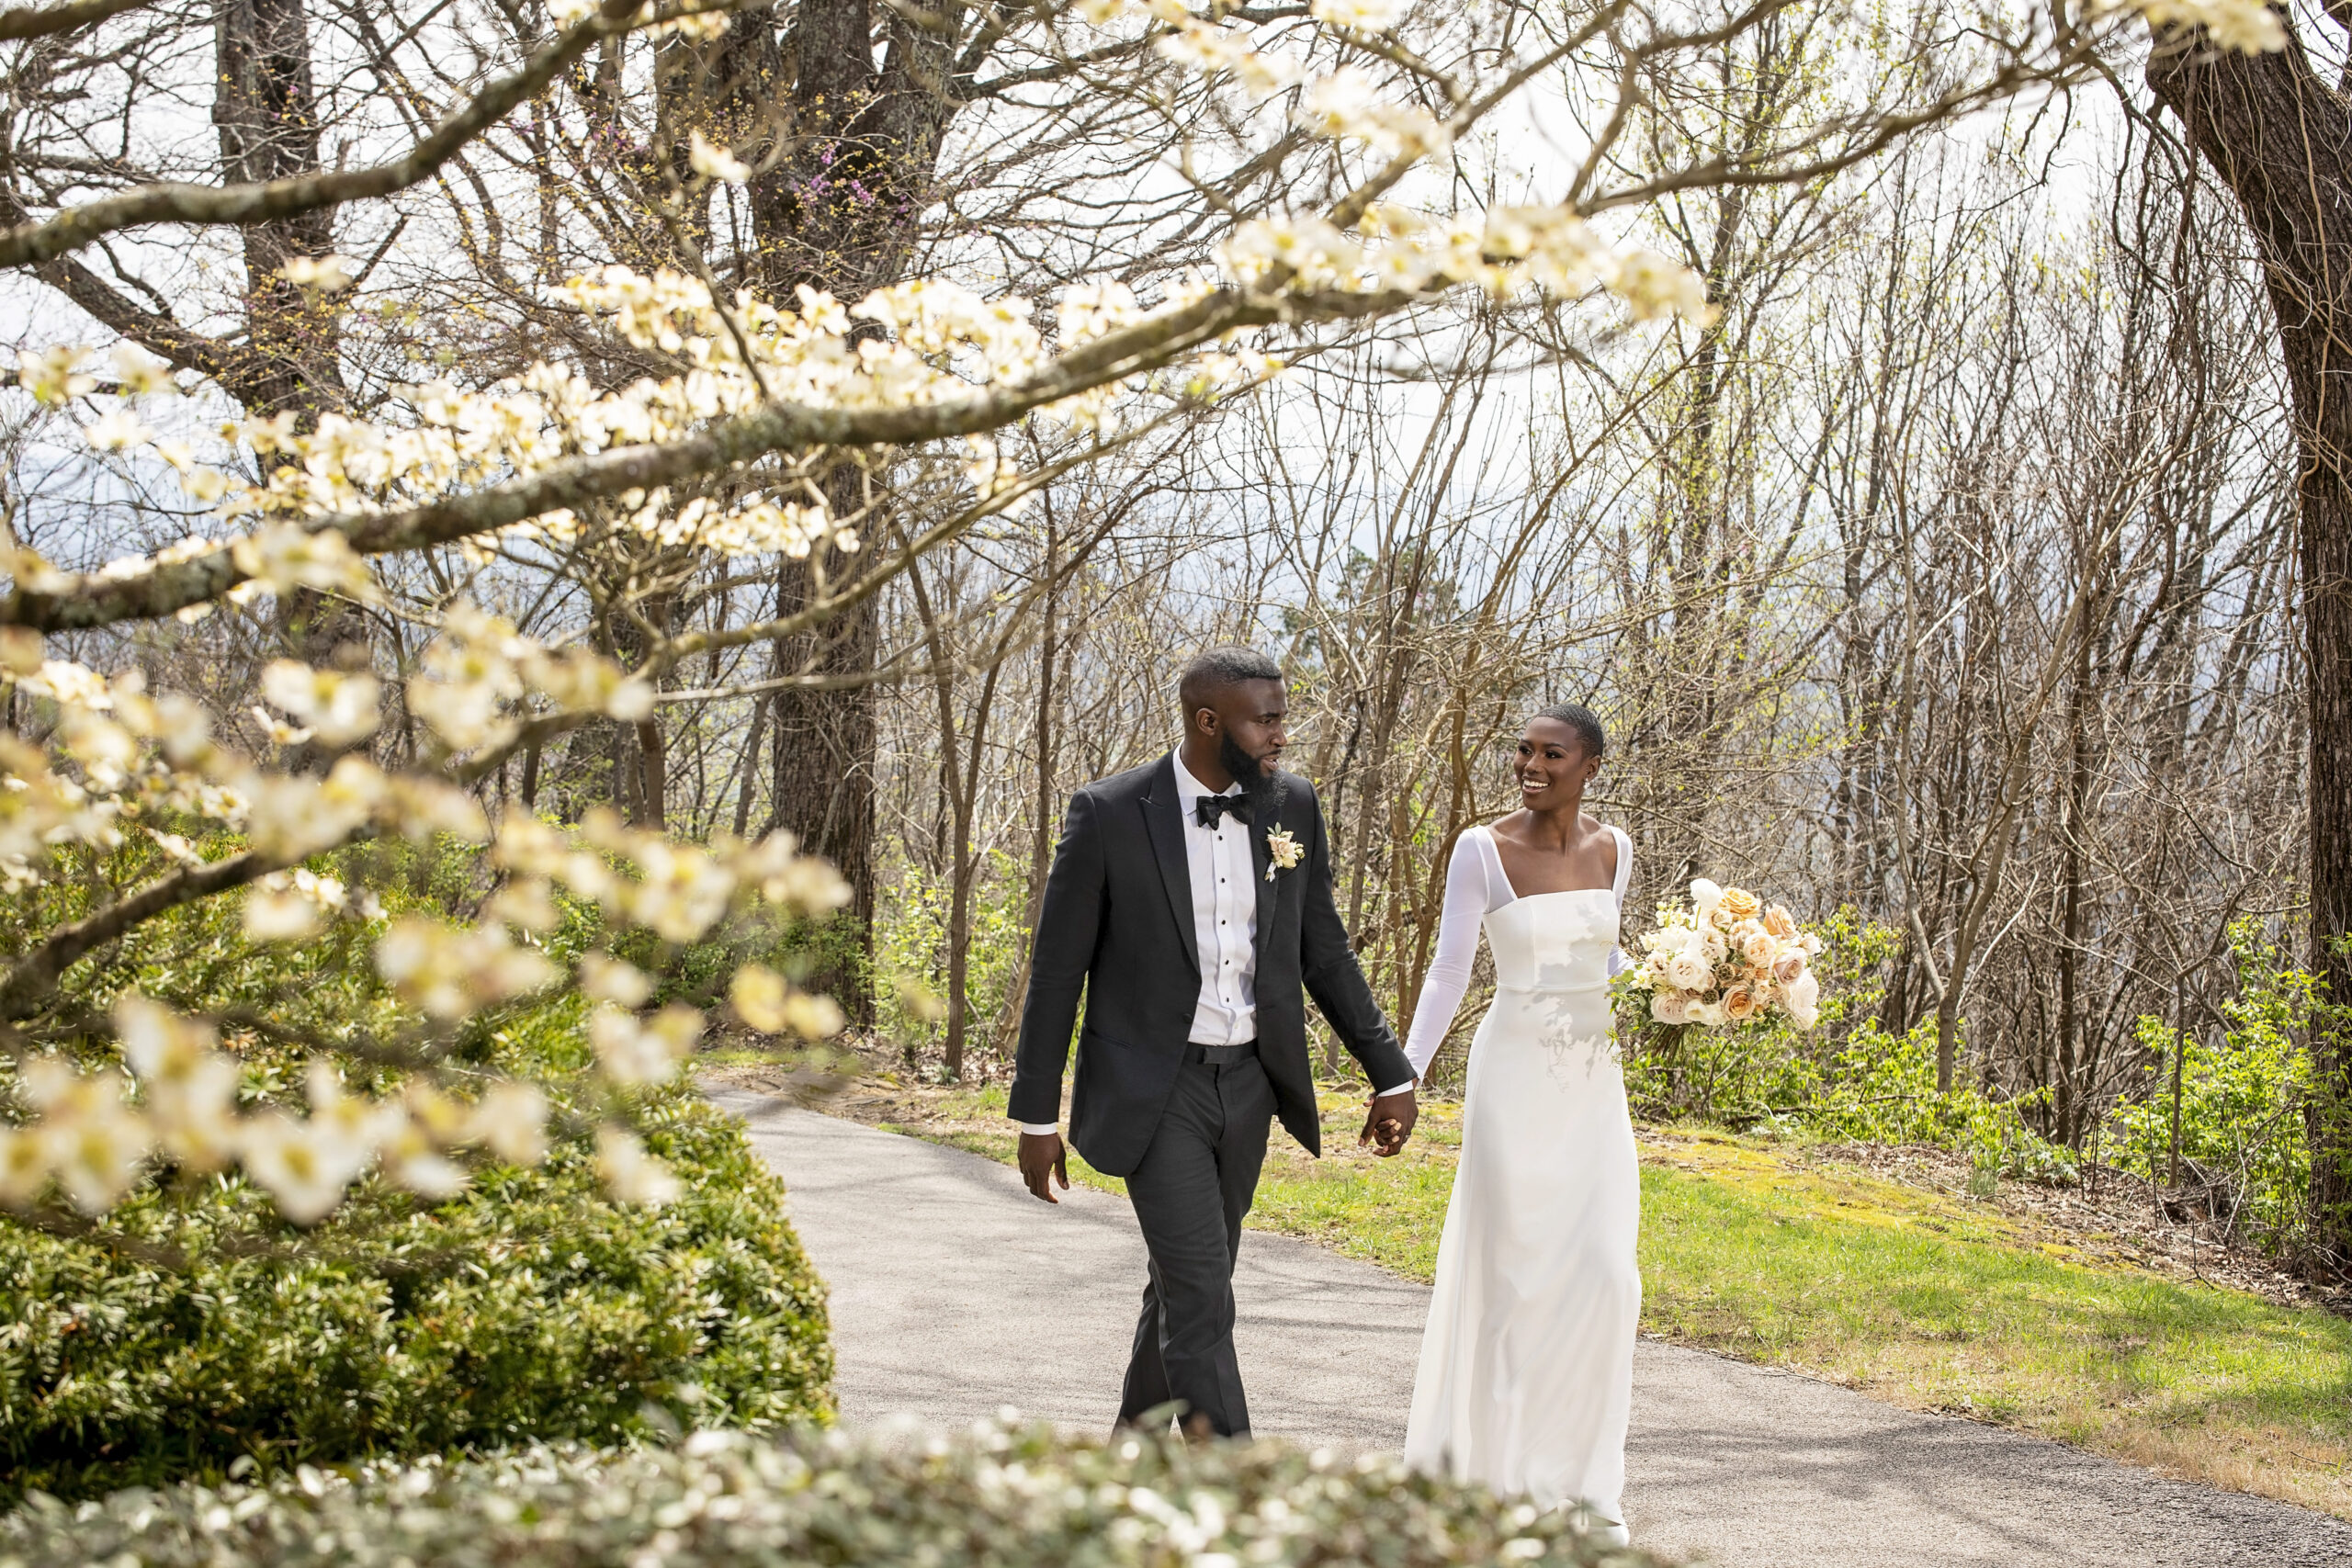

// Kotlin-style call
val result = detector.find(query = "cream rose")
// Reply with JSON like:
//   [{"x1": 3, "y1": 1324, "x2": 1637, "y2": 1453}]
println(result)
[
  {"x1": 1651, "y1": 990, "x2": 1692, "y2": 1025},
  {"x1": 1740, "y1": 929, "x2": 1776, "y2": 967},
  {"x1": 1662, "y1": 951, "x2": 1712, "y2": 991},
  {"x1": 1772, "y1": 948, "x2": 1808, "y2": 987},
  {"x1": 1785, "y1": 971, "x2": 1820, "y2": 1030},
  {"x1": 1687, "y1": 998, "x2": 1729, "y2": 1028}
]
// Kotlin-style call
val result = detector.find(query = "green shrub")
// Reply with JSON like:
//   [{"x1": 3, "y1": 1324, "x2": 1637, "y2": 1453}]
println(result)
[
  {"x1": 0, "y1": 1422, "x2": 1654, "y2": 1568},
  {"x1": 0, "y1": 1087, "x2": 831, "y2": 1503},
  {"x1": 1617, "y1": 908, "x2": 2070, "y2": 1178},
  {"x1": 0, "y1": 823, "x2": 837, "y2": 1504},
  {"x1": 873, "y1": 848, "x2": 1030, "y2": 1060},
  {"x1": 2106, "y1": 921, "x2": 2322, "y2": 1253}
]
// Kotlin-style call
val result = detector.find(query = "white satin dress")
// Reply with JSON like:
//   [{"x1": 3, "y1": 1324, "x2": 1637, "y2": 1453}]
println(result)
[{"x1": 1399, "y1": 824, "x2": 1639, "y2": 1531}]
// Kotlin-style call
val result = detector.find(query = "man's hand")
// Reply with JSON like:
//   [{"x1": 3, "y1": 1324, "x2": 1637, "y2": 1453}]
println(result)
[
  {"x1": 1018, "y1": 1130, "x2": 1070, "y2": 1203},
  {"x1": 1360, "y1": 1087, "x2": 1418, "y2": 1157}
]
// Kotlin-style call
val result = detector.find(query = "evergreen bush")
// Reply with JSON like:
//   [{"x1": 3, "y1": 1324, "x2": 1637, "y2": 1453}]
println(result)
[
  {"x1": 0, "y1": 1089, "x2": 831, "y2": 1503},
  {"x1": 0, "y1": 1422, "x2": 1653, "y2": 1568}
]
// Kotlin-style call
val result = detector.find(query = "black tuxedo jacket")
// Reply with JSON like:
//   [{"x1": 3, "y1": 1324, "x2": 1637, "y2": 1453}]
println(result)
[{"x1": 1009, "y1": 755, "x2": 1413, "y2": 1177}]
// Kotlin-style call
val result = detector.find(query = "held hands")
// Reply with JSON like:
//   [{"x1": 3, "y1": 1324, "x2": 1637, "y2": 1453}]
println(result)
[
  {"x1": 1018, "y1": 1130, "x2": 1070, "y2": 1203},
  {"x1": 1360, "y1": 1086, "x2": 1418, "y2": 1157}
]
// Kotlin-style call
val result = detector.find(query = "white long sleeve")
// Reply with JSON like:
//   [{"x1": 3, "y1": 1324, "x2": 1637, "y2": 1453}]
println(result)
[
  {"x1": 1401, "y1": 833, "x2": 1504, "y2": 1078},
  {"x1": 1400, "y1": 825, "x2": 1634, "y2": 1080}
]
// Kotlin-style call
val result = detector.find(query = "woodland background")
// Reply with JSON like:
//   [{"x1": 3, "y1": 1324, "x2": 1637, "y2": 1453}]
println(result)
[
  {"x1": 6, "y1": 0, "x2": 2352, "y2": 1529},
  {"x1": 0, "y1": 0, "x2": 2340, "y2": 1273}
]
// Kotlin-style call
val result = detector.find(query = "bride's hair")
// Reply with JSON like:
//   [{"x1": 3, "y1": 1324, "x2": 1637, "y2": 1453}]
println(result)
[{"x1": 1531, "y1": 702, "x2": 1605, "y2": 760}]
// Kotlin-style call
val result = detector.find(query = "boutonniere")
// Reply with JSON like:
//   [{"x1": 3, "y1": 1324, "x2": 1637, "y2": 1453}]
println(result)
[{"x1": 1264, "y1": 827, "x2": 1304, "y2": 882}]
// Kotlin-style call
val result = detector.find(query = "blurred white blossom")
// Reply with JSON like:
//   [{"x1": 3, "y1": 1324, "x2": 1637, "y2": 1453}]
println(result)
[{"x1": 596, "y1": 1126, "x2": 680, "y2": 1206}]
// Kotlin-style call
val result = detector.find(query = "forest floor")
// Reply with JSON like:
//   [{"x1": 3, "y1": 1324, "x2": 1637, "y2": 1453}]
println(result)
[{"x1": 706, "y1": 1044, "x2": 2352, "y2": 1520}]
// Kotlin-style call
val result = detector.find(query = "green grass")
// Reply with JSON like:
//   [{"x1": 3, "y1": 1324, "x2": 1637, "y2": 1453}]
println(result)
[{"x1": 834, "y1": 1076, "x2": 2352, "y2": 1518}]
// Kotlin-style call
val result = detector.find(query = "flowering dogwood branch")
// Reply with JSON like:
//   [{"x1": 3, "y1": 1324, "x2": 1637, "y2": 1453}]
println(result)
[{"x1": 0, "y1": 0, "x2": 739, "y2": 271}]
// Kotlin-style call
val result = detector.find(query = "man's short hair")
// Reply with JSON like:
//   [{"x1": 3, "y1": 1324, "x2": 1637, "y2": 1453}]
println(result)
[{"x1": 1180, "y1": 645, "x2": 1283, "y2": 718}]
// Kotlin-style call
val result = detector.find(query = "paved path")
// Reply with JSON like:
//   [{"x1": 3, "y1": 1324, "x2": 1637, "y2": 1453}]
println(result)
[{"x1": 712, "y1": 1090, "x2": 2352, "y2": 1567}]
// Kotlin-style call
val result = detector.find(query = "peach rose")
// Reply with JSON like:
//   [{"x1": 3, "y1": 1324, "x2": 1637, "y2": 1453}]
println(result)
[
  {"x1": 1740, "y1": 930, "x2": 1776, "y2": 967},
  {"x1": 1720, "y1": 886, "x2": 1761, "y2": 921},
  {"x1": 1762, "y1": 904, "x2": 1797, "y2": 939},
  {"x1": 1723, "y1": 983, "x2": 1762, "y2": 1021}
]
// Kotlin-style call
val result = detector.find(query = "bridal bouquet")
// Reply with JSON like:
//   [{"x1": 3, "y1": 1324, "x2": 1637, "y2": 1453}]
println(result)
[{"x1": 1621, "y1": 878, "x2": 1823, "y2": 1031}]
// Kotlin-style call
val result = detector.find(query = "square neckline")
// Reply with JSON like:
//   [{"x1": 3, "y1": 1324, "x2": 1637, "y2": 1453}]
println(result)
[{"x1": 1474, "y1": 822, "x2": 1626, "y2": 906}]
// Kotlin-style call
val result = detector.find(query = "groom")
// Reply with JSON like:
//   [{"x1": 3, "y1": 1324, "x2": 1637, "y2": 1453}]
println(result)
[{"x1": 1010, "y1": 646, "x2": 1419, "y2": 1441}]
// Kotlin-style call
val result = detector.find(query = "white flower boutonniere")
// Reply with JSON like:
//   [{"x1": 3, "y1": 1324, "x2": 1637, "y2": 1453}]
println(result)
[{"x1": 1264, "y1": 827, "x2": 1304, "y2": 882}]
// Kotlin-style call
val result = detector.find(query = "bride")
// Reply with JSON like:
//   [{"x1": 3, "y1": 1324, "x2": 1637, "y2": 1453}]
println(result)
[{"x1": 1399, "y1": 702, "x2": 1639, "y2": 1545}]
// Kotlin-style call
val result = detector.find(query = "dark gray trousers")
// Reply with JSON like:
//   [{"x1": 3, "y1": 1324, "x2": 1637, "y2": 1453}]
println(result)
[{"x1": 1117, "y1": 1053, "x2": 1276, "y2": 1438}]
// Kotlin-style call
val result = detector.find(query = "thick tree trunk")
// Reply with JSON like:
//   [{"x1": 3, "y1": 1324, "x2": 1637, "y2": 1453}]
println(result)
[
  {"x1": 217, "y1": 0, "x2": 372, "y2": 696},
  {"x1": 215, "y1": 0, "x2": 341, "y2": 417},
  {"x1": 709, "y1": 0, "x2": 961, "y2": 987},
  {"x1": 766, "y1": 466, "x2": 881, "y2": 1019},
  {"x1": 2149, "y1": 30, "x2": 2352, "y2": 1269}
]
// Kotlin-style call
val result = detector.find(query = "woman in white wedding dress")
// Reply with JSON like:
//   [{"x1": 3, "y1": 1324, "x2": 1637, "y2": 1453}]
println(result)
[{"x1": 1400, "y1": 703, "x2": 1639, "y2": 1544}]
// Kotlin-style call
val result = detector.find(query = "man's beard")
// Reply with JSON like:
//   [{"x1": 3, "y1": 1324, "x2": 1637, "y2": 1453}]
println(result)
[{"x1": 1219, "y1": 730, "x2": 1277, "y2": 808}]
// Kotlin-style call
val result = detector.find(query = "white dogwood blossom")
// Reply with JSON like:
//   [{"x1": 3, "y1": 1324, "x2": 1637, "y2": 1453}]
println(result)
[
  {"x1": 596, "y1": 1125, "x2": 680, "y2": 1206},
  {"x1": 1295, "y1": 70, "x2": 1447, "y2": 158},
  {"x1": 278, "y1": 254, "x2": 357, "y2": 294},
  {"x1": 687, "y1": 130, "x2": 752, "y2": 185},
  {"x1": 2124, "y1": 0, "x2": 2286, "y2": 51},
  {"x1": 1309, "y1": 0, "x2": 1400, "y2": 28}
]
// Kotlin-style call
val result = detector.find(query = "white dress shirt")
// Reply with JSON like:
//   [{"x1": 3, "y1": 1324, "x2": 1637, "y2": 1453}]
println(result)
[
  {"x1": 1019, "y1": 751, "x2": 1411, "y2": 1134},
  {"x1": 1173, "y1": 750, "x2": 1261, "y2": 1048}
]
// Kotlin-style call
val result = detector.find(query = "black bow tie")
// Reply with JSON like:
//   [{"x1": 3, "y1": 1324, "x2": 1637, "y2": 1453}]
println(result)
[{"x1": 1195, "y1": 794, "x2": 1251, "y2": 829}]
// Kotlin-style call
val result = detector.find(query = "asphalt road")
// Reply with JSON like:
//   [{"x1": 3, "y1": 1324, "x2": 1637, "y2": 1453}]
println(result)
[{"x1": 709, "y1": 1089, "x2": 2352, "y2": 1568}]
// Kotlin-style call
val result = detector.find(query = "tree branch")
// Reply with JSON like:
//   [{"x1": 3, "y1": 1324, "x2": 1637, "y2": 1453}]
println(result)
[
  {"x1": 0, "y1": 0, "x2": 151, "y2": 42},
  {"x1": 0, "y1": 0, "x2": 720, "y2": 270}
]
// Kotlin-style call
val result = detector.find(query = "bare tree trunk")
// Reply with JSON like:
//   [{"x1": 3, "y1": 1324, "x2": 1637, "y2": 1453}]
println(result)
[
  {"x1": 767, "y1": 480, "x2": 879, "y2": 1022},
  {"x1": 991, "y1": 513, "x2": 1062, "y2": 1055},
  {"x1": 218, "y1": 0, "x2": 371, "y2": 685},
  {"x1": 2149, "y1": 30, "x2": 2352, "y2": 1270}
]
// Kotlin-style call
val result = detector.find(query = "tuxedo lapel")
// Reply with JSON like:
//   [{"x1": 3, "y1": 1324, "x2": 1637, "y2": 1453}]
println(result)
[
  {"x1": 1140, "y1": 757, "x2": 1201, "y2": 977},
  {"x1": 1250, "y1": 773, "x2": 1283, "y2": 953}
]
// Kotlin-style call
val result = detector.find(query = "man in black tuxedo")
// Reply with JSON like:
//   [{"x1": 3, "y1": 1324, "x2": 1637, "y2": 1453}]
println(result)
[{"x1": 1010, "y1": 646, "x2": 1419, "y2": 1440}]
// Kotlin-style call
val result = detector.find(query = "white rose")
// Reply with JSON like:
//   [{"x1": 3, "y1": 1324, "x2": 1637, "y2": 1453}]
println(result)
[
  {"x1": 1786, "y1": 971, "x2": 1821, "y2": 1030},
  {"x1": 1662, "y1": 951, "x2": 1712, "y2": 991},
  {"x1": 1651, "y1": 991, "x2": 1691, "y2": 1025},
  {"x1": 1690, "y1": 878, "x2": 1724, "y2": 915},
  {"x1": 1700, "y1": 928, "x2": 1729, "y2": 965},
  {"x1": 1687, "y1": 998, "x2": 1729, "y2": 1028}
]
